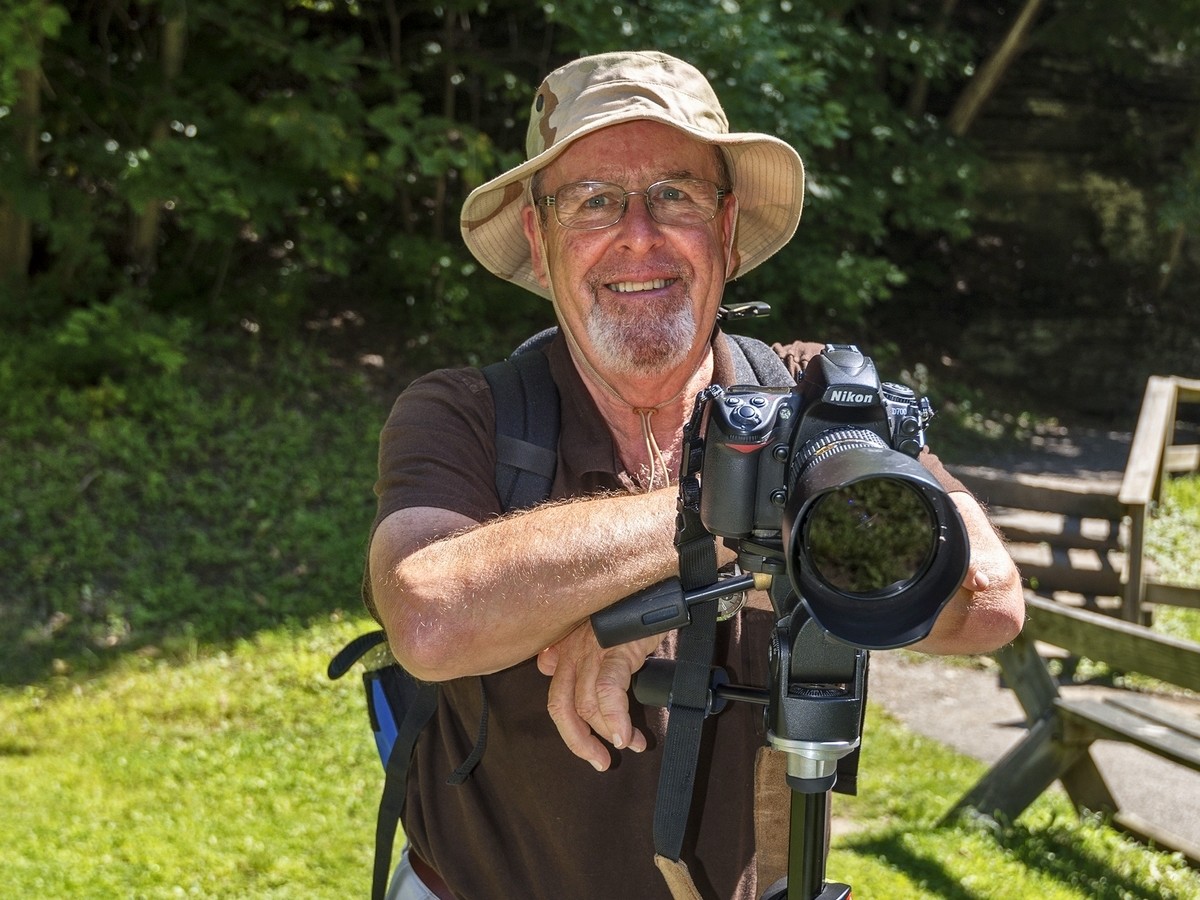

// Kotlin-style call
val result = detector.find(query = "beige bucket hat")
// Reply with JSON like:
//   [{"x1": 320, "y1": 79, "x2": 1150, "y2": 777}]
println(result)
[{"x1": 460, "y1": 51, "x2": 805, "y2": 299}]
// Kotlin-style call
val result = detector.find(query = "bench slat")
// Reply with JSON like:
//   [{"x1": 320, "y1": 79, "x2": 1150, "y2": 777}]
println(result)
[
  {"x1": 1056, "y1": 697, "x2": 1200, "y2": 771},
  {"x1": 1104, "y1": 694, "x2": 1200, "y2": 742},
  {"x1": 950, "y1": 466, "x2": 1124, "y2": 519},
  {"x1": 1026, "y1": 596, "x2": 1200, "y2": 693}
]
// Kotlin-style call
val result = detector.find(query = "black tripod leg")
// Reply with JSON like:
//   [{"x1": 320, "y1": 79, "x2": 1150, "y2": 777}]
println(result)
[
  {"x1": 764, "y1": 792, "x2": 850, "y2": 899},
  {"x1": 791, "y1": 790, "x2": 829, "y2": 898}
]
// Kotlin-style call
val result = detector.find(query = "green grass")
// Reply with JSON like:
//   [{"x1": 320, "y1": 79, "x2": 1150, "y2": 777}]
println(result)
[
  {"x1": 2, "y1": 616, "x2": 1196, "y2": 898},
  {"x1": 1147, "y1": 473, "x2": 1200, "y2": 644},
  {"x1": 0, "y1": 615, "x2": 380, "y2": 898},
  {"x1": 833, "y1": 713, "x2": 1199, "y2": 898},
  {"x1": 1149, "y1": 473, "x2": 1200, "y2": 591}
]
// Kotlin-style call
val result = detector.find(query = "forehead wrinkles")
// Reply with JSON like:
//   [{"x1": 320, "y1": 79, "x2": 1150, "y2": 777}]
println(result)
[
  {"x1": 549, "y1": 158, "x2": 717, "y2": 188},
  {"x1": 539, "y1": 159, "x2": 726, "y2": 198}
]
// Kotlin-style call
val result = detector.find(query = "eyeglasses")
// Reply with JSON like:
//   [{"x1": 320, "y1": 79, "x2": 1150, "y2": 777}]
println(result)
[{"x1": 535, "y1": 178, "x2": 727, "y2": 230}]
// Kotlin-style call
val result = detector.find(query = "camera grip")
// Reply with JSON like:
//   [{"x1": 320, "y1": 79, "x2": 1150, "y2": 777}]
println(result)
[{"x1": 590, "y1": 578, "x2": 690, "y2": 648}]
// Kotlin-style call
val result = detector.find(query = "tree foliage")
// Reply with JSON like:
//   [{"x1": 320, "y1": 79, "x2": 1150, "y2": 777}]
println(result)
[
  {"x1": 0, "y1": 1, "x2": 1197, "y2": 377},
  {"x1": 3, "y1": 0, "x2": 1200, "y2": 675}
]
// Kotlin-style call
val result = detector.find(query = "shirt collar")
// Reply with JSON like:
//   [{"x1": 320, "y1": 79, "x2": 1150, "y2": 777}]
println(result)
[{"x1": 548, "y1": 328, "x2": 739, "y2": 484}]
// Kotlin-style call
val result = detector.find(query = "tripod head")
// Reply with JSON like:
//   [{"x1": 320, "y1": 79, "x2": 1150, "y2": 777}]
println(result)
[
  {"x1": 769, "y1": 602, "x2": 867, "y2": 794},
  {"x1": 593, "y1": 569, "x2": 862, "y2": 899}
]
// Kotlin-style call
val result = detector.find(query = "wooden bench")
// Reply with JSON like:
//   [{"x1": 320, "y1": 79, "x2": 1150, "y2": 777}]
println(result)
[
  {"x1": 948, "y1": 373, "x2": 1200, "y2": 625},
  {"x1": 948, "y1": 466, "x2": 1128, "y2": 612},
  {"x1": 944, "y1": 595, "x2": 1200, "y2": 864}
]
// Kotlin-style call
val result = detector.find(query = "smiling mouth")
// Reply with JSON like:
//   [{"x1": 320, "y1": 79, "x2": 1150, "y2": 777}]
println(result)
[{"x1": 606, "y1": 278, "x2": 676, "y2": 293}]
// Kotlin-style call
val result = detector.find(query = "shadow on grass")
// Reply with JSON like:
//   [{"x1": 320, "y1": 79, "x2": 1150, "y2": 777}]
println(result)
[
  {"x1": 995, "y1": 819, "x2": 1178, "y2": 900},
  {"x1": 841, "y1": 820, "x2": 1172, "y2": 900},
  {"x1": 0, "y1": 606, "x2": 365, "y2": 688},
  {"x1": 837, "y1": 831, "x2": 987, "y2": 900}
]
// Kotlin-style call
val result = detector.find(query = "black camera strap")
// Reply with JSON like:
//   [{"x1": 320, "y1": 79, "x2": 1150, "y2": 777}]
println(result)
[
  {"x1": 653, "y1": 597, "x2": 718, "y2": 862},
  {"x1": 653, "y1": 387, "x2": 724, "y2": 863}
]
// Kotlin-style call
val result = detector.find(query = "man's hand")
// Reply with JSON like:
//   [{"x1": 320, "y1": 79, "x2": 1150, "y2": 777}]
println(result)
[{"x1": 537, "y1": 622, "x2": 662, "y2": 772}]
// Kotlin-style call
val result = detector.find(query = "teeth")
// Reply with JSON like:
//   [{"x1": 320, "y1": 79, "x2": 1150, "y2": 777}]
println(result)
[{"x1": 608, "y1": 278, "x2": 670, "y2": 293}]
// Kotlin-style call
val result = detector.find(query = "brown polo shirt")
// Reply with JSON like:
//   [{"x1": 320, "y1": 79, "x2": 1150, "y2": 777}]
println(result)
[{"x1": 369, "y1": 331, "x2": 962, "y2": 899}]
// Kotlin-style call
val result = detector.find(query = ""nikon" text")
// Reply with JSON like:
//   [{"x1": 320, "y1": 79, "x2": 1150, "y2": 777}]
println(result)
[{"x1": 827, "y1": 389, "x2": 874, "y2": 404}]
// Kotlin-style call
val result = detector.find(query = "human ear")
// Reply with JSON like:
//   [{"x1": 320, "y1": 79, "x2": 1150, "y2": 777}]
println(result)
[
  {"x1": 721, "y1": 194, "x2": 740, "y2": 280},
  {"x1": 521, "y1": 204, "x2": 551, "y2": 288}
]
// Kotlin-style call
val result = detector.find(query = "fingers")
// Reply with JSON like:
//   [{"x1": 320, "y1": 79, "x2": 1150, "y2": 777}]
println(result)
[
  {"x1": 590, "y1": 648, "x2": 648, "y2": 753},
  {"x1": 545, "y1": 649, "x2": 612, "y2": 772},
  {"x1": 543, "y1": 628, "x2": 651, "y2": 771},
  {"x1": 537, "y1": 644, "x2": 559, "y2": 676}
]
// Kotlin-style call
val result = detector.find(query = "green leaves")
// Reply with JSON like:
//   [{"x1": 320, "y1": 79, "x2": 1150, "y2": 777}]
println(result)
[
  {"x1": 1, "y1": 2, "x2": 1196, "y2": 379},
  {"x1": 0, "y1": 0, "x2": 68, "y2": 104},
  {"x1": 0, "y1": 330, "x2": 380, "y2": 683}
]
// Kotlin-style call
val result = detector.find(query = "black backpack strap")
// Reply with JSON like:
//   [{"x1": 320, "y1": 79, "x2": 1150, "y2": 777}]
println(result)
[
  {"x1": 327, "y1": 630, "x2": 388, "y2": 680},
  {"x1": 329, "y1": 630, "x2": 441, "y2": 900},
  {"x1": 510, "y1": 325, "x2": 559, "y2": 357},
  {"x1": 482, "y1": 346, "x2": 560, "y2": 512}
]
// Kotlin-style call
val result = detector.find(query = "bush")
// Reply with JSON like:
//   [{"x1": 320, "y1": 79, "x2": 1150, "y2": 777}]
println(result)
[{"x1": 0, "y1": 326, "x2": 384, "y2": 683}]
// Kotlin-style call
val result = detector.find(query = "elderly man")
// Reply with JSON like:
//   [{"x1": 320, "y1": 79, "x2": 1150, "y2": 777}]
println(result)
[{"x1": 366, "y1": 51, "x2": 1023, "y2": 900}]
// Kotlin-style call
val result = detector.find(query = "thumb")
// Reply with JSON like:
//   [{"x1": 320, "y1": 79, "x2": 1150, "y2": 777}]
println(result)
[
  {"x1": 963, "y1": 563, "x2": 990, "y2": 593},
  {"x1": 537, "y1": 645, "x2": 560, "y2": 676}
]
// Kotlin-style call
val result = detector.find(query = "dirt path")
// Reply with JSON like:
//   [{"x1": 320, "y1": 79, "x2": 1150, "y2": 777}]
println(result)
[{"x1": 942, "y1": 420, "x2": 1133, "y2": 481}]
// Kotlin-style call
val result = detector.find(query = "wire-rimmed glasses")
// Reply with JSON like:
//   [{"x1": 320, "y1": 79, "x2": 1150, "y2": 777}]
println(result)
[{"x1": 536, "y1": 178, "x2": 727, "y2": 230}]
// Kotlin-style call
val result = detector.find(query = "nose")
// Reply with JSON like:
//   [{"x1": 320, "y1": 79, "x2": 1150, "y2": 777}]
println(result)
[{"x1": 615, "y1": 191, "x2": 663, "y2": 247}]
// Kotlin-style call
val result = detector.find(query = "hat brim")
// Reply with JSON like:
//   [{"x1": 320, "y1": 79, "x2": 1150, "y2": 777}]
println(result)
[{"x1": 460, "y1": 115, "x2": 805, "y2": 299}]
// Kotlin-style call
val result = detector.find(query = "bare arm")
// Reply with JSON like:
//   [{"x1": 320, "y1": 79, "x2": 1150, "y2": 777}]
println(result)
[
  {"x1": 910, "y1": 491, "x2": 1025, "y2": 655},
  {"x1": 369, "y1": 487, "x2": 679, "y2": 682}
]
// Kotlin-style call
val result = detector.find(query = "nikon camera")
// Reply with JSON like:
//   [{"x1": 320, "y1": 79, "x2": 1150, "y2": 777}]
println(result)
[{"x1": 696, "y1": 344, "x2": 968, "y2": 649}]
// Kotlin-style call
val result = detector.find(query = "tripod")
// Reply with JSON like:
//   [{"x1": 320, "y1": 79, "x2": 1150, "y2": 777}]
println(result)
[
  {"x1": 759, "y1": 588, "x2": 862, "y2": 900},
  {"x1": 621, "y1": 573, "x2": 863, "y2": 900}
]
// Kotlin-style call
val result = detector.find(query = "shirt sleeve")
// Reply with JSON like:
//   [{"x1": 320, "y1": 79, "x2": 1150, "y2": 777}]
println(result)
[
  {"x1": 919, "y1": 446, "x2": 967, "y2": 494},
  {"x1": 362, "y1": 368, "x2": 503, "y2": 621},
  {"x1": 771, "y1": 339, "x2": 827, "y2": 381},
  {"x1": 372, "y1": 367, "x2": 502, "y2": 533}
]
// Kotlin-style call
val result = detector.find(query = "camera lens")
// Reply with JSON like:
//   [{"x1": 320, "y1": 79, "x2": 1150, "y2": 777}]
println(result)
[
  {"x1": 782, "y1": 429, "x2": 969, "y2": 649},
  {"x1": 803, "y1": 478, "x2": 935, "y2": 595}
]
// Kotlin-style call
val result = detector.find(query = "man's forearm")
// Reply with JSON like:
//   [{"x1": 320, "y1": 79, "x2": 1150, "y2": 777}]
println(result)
[
  {"x1": 371, "y1": 488, "x2": 679, "y2": 681},
  {"x1": 910, "y1": 492, "x2": 1025, "y2": 655}
]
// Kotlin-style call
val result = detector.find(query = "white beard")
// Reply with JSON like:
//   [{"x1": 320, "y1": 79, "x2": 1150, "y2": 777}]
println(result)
[{"x1": 585, "y1": 296, "x2": 697, "y2": 378}]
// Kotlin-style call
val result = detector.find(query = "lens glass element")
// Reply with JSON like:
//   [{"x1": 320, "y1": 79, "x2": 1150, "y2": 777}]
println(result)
[{"x1": 803, "y1": 478, "x2": 935, "y2": 596}]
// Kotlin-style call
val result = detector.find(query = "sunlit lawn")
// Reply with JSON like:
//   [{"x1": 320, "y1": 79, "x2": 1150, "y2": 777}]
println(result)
[{"x1": 2, "y1": 615, "x2": 1197, "y2": 899}]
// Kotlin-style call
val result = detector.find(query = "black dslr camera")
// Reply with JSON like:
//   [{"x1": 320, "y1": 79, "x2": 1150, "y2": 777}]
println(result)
[
  {"x1": 594, "y1": 344, "x2": 968, "y2": 651},
  {"x1": 696, "y1": 343, "x2": 967, "y2": 649},
  {"x1": 590, "y1": 344, "x2": 971, "y2": 900}
]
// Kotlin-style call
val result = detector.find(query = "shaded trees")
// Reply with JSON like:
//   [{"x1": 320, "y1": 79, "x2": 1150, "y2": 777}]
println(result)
[
  {"x1": 0, "y1": 0, "x2": 67, "y2": 284},
  {"x1": 0, "y1": 1, "x2": 1196, "y2": 386}
]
